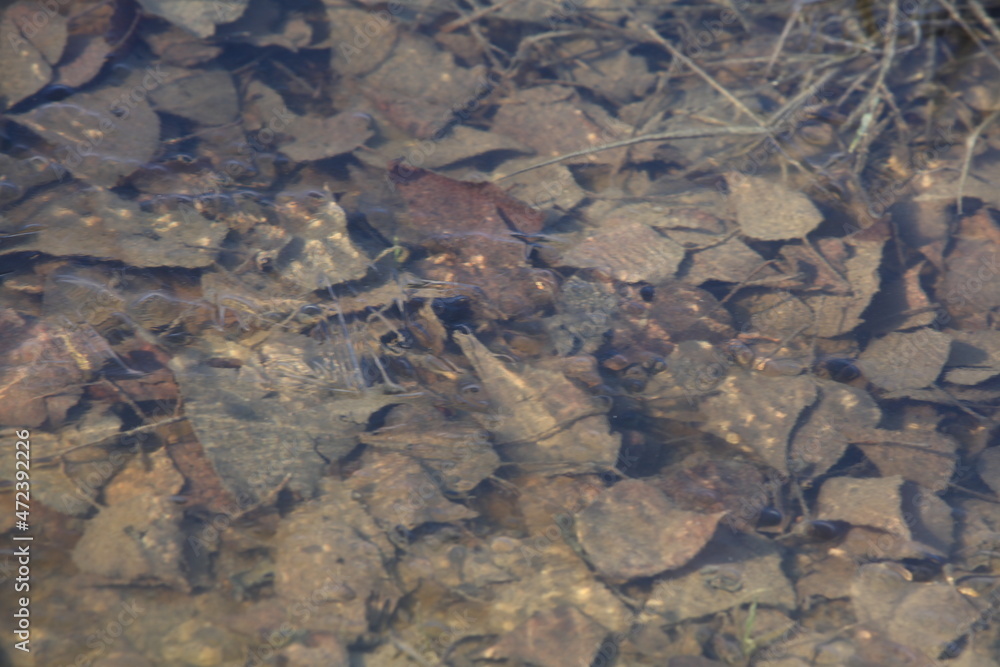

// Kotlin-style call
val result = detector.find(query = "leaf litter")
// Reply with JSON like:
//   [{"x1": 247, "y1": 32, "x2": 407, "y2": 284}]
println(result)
[{"x1": 4, "y1": 0, "x2": 1000, "y2": 664}]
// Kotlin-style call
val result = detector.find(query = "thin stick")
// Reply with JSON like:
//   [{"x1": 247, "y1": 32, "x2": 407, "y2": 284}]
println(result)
[
  {"x1": 493, "y1": 125, "x2": 771, "y2": 180},
  {"x1": 956, "y1": 109, "x2": 1000, "y2": 214},
  {"x1": 638, "y1": 23, "x2": 767, "y2": 127}
]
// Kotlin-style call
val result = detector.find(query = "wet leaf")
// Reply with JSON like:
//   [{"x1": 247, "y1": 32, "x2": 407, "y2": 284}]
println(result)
[
  {"x1": 2, "y1": 186, "x2": 227, "y2": 267},
  {"x1": 936, "y1": 209, "x2": 1000, "y2": 328},
  {"x1": 646, "y1": 532, "x2": 795, "y2": 622},
  {"x1": 728, "y1": 174, "x2": 823, "y2": 240},
  {"x1": 12, "y1": 86, "x2": 161, "y2": 187},
  {"x1": 277, "y1": 111, "x2": 374, "y2": 162},
  {"x1": 866, "y1": 261, "x2": 937, "y2": 332},
  {"x1": 147, "y1": 68, "x2": 239, "y2": 126},
  {"x1": 141, "y1": 23, "x2": 222, "y2": 66},
  {"x1": 5, "y1": 2, "x2": 67, "y2": 65},
  {"x1": 789, "y1": 381, "x2": 881, "y2": 479},
  {"x1": 491, "y1": 85, "x2": 631, "y2": 167},
  {"x1": 483, "y1": 605, "x2": 608, "y2": 666},
  {"x1": 684, "y1": 236, "x2": 769, "y2": 285},
  {"x1": 56, "y1": 37, "x2": 114, "y2": 88},
  {"x1": 852, "y1": 428, "x2": 957, "y2": 493},
  {"x1": 851, "y1": 563, "x2": 978, "y2": 660},
  {"x1": 273, "y1": 480, "x2": 401, "y2": 640},
  {"x1": 71, "y1": 450, "x2": 189, "y2": 589},
  {"x1": 0, "y1": 407, "x2": 123, "y2": 515},
  {"x1": 0, "y1": 8, "x2": 54, "y2": 109},
  {"x1": 976, "y1": 447, "x2": 1000, "y2": 497},
  {"x1": 137, "y1": 0, "x2": 249, "y2": 38},
  {"x1": 858, "y1": 328, "x2": 952, "y2": 392},
  {"x1": 399, "y1": 125, "x2": 533, "y2": 170},
  {"x1": 817, "y1": 476, "x2": 908, "y2": 537},
  {"x1": 700, "y1": 373, "x2": 818, "y2": 475},
  {"x1": 364, "y1": 32, "x2": 489, "y2": 139},
  {"x1": 0, "y1": 309, "x2": 107, "y2": 427},
  {"x1": 327, "y1": 6, "x2": 399, "y2": 76},
  {"x1": 575, "y1": 479, "x2": 724, "y2": 580},
  {"x1": 455, "y1": 332, "x2": 620, "y2": 473},
  {"x1": 945, "y1": 330, "x2": 1000, "y2": 385},
  {"x1": 652, "y1": 456, "x2": 767, "y2": 531},
  {"x1": 360, "y1": 402, "x2": 499, "y2": 494},
  {"x1": 803, "y1": 234, "x2": 885, "y2": 337},
  {"x1": 345, "y1": 450, "x2": 478, "y2": 530},
  {"x1": 271, "y1": 195, "x2": 370, "y2": 290},
  {"x1": 168, "y1": 340, "x2": 395, "y2": 504},
  {"x1": 558, "y1": 216, "x2": 685, "y2": 283}
]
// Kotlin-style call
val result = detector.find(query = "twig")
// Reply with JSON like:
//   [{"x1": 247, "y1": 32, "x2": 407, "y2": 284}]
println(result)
[
  {"x1": 765, "y1": 0, "x2": 804, "y2": 76},
  {"x1": 936, "y1": 0, "x2": 1000, "y2": 73},
  {"x1": 493, "y1": 125, "x2": 771, "y2": 180},
  {"x1": 638, "y1": 23, "x2": 767, "y2": 127},
  {"x1": 956, "y1": 109, "x2": 1000, "y2": 214},
  {"x1": 845, "y1": 0, "x2": 898, "y2": 131}
]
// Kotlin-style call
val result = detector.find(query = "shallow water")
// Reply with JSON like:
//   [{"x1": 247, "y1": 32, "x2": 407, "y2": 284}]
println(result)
[{"x1": 2, "y1": 1, "x2": 1000, "y2": 666}]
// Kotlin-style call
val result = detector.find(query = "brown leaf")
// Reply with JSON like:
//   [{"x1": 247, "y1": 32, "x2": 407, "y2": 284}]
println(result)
[
  {"x1": 483, "y1": 606, "x2": 608, "y2": 665},
  {"x1": 575, "y1": 479, "x2": 723, "y2": 580}
]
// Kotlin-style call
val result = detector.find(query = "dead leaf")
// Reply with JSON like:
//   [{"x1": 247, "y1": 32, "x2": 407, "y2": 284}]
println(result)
[
  {"x1": 728, "y1": 174, "x2": 823, "y2": 240},
  {"x1": 273, "y1": 480, "x2": 401, "y2": 640},
  {"x1": 345, "y1": 450, "x2": 478, "y2": 530},
  {"x1": 575, "y1": 479, "x2": 724, "y2": 580},
  {"x1": 455, "y1": 332, "x2": 620, "y2": 473},
  {"x1": 12, "y1": 86, "x2": 161, "y2": 187},
  {"x1": 483, "y1": 606, "x2": 608, "y2": 665},
  {"x1": 136, "y1": 0, "x2": 249, "y2": 38},
  {"x1": 1, "y1": 185, "x2": 227, "y2": 268},
  {"x1": 858, "y1": 328, "x2": 952, "y2": 392},
  {"x1": 147, "y1": 68, "x2": 240, "y2": 126},
  {"x1": 646, "y1": 532, "x2": 795, "y2": 622}
]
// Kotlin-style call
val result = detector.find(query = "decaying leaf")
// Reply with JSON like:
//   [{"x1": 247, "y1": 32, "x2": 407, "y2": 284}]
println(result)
[
  {"x1": 858, "y1": 328, "x2": 952, "y2": 392},
  {"x1": 700, "y1": 373, "x2": 818, "y2": 475},
  {"x1": 0, "y1": 6, "x2": 56, "y2": 110},
  {"x1": 575, "y1": 479, "x2": 724, "y2": 580},
  {"x1": 270, "y1": 195, "x2": 371, "y2": 290},
  {"x1": 273, "y1": 480, "x2": 401, "y2": 640},
  {"x1": 364, "y1": 32, "x2": 489, "y2": 139},
  {"x1": 345, "y1": 450, "x2": 478, "y2": 530},
  {"x1": 168, "y1": 340, "x2": 396, "y2": 504},
  {"x1": 788, "y1": 380, "x2": 881, "y2": 479},
  {"x1": 944, "y1": 330, "x2": 1000, "y2": 386},
  {"x1": 276, "y1": 111, "x2": 375, "y2": 162},
  {"x1": 852, "y1": 427, "x2": 957, "y2": 493},
  {"x1": 1, "y1": 185, "x2": 227, "y2": 268},
  {"x1": 851, "y1": 563, "x2": 979, "y2": 661},
  {"x1": 483, "y1": 606, "x2": 608, "y2": 666},
  {"x1": 803, "y1": 234, "x2": 886, "y2": 337},
  {"x1": 147, "y1": 68, "x2": 240, "y2": 126},
  {"x1": 71, "y1": 450, "x2": 189, "y2": 589},
  {"x1": 359, "y1": 402, "x2": 499, "y2": 493},
  {"x1": 0, "y1": 408, "x2": 123, "y2": 515},
  {"x1": 12, "y1": 86, "x2": 161, "y2": 187},
  {"x1": 0, "y1": 309, "x2": 109, "y2": 427},
  {"x1": 727, "y1": 174, "x2": 823, "y2": 240},
  {"x1": 136, "y1": 0, "x2": 249, "y2": 38},
  {"x1": 455, "y1": 332, "x2": 619, "y2": 473},
  {"x1": 646, "y1": 532, "x2": 795, "y2": 622},
  {"x1": 817, "y1": 475, "x2": 952, "y2": 559},
  {"x1": 558, "y1": 216, "x2": 685, "y2": 283},
  {"x1": 491, "y1": 85, "x2": 631, "y2": 167}
]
